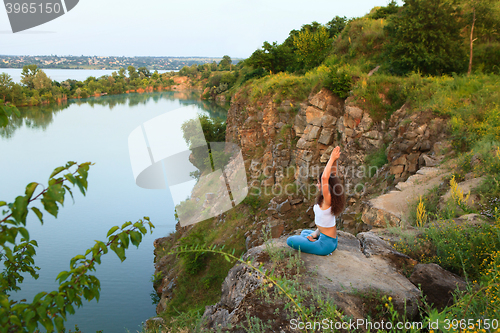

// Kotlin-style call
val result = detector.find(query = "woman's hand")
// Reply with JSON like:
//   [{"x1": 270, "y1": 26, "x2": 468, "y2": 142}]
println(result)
[{"x1": 330, "y1": 146, "x2": 341, "y2": 161}]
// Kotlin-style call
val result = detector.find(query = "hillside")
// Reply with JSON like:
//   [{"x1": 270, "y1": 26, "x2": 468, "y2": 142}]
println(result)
[{"x1": 147, "y1": 1, "x2": 500, "y2": 331}]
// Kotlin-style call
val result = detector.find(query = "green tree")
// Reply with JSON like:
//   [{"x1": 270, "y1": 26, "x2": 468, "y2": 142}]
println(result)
[
  {"x1": 181, "y1": 114, "x2": 226, "y2": 172},
  {"x1": 245, "y1": 41, "x2": 294, "y2": 74},
  {"x1": 0, "y1": 73, "x2": 13, "y2": 101},
  {"x1": 0, "y1": 99, "x2": 19, "y2": 128},
  {"x1": 369, "y1": 0, "x2": 399, "y2": 19},
  {"x1": 210, "y1": 61, "x2": 218, "y2": 71},
  {"x1": 137, "y1": 67, "x2": 151, "y2": 79},
  {"x1": 32, "y1": 71, "x2": 52, "y2": 91},
  {"x1": 326, "y1": 15, "x2": 349, "y2": 38},
  {"x1": 293, "y1": 25, "x2": 332, "y2": 70},
  {"x1": 127, "y1": 66, "x2": 139, "y2": 80},
  {"x1": 459, "y1": 0, "x2": 500, "y2": 74},
  {"x1": 21, "y1": 65, "x2": 40, "y2": 90},
  {"x1": 384, "y1": 0, "x2": 467, "y2": 75},
  {"x1": 118, "y1": 68, "x2": 126, "y2": 78},
  {"x1": 218, "y1": 55, "x2": 232, "y2": 71},
  {"x1": 0, "y1": 120, "x2": 154, "y2": 332}
]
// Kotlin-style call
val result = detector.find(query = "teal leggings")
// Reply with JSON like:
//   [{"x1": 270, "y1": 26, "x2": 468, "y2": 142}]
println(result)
[{"x1": 286, "y1": 229, "x2": 338, "y2": 256}]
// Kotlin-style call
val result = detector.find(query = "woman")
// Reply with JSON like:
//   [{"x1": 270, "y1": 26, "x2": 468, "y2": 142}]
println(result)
[{"x1": 286, "y1": 146, "x2": 345, "y2": 256}]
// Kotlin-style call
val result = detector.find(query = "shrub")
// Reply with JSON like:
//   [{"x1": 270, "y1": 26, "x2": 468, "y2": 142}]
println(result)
[
  {"x1": 384, "y1": 0, "x2": 467, "y2": 75},
  {"x1": 351, "y1": 73, "x2": 410, "y2": 121},
  {"x1": 324, "y1": 66, "x2": 353, "y2": 99},
  {"x1": 364, "y1": 144, "x2": 388, "y2": 177},
  {"x1": 474, "y1": 43, "x2": 500, "y2": 74},
  {"x1": 179, "y1": 230, "x2": 209, "y2": 275}
]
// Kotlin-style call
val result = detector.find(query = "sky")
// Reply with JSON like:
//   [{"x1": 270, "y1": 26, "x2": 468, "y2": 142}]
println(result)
[{"x1": 0, "y1": 0, "x2": 400, "y2": 59}]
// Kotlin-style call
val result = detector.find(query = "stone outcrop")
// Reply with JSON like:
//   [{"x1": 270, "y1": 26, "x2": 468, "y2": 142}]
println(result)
[
  {"x1": 202, "y1": 232, "x2": 422, "y2": 329},
  {"x1": 226, "y1": 86, "x2": 450, "y2": 225},
  {"x1": 385, "y1": 106, "x2": 450, "y2": 183},
  {"x1": 361, "y1": 167, "x2": 451, "y2": 227},
  {"x1": 409, "y1": 263, "x2": 467, "y2": 311}
]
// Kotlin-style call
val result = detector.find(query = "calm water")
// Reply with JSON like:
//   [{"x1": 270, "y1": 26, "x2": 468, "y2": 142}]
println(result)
[
  {"x1": 0, "y1": 91, "x2": 227, "y2": 332},
  {"x1": 0, "y1": 68, "x2": 174, "y2": 83}
]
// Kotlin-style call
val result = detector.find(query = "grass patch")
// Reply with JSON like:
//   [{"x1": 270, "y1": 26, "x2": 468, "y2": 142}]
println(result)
[
  {"x1": 351, "y1": 73, "x2": 412, "y2": 121},
  {"x1": 406, "y1": 74, "x2": 500, "y2": 151},
  {"x1": 364, "y1": 144, "x2": 388, "y2": 177}
]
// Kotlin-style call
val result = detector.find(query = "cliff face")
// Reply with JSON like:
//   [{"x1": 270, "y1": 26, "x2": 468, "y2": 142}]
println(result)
[{"x1": 225, "y1": 86, "x2": 450, "y2": 230}]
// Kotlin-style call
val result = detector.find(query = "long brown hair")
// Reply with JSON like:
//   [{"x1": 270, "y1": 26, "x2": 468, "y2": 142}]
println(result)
[{"x1": 316, "y1": 175, "x2": 346, "y2": 216}]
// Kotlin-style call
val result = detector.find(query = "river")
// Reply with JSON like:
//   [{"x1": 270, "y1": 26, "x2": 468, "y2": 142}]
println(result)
[
  {"x1": 0, "y1": 68, "x2": 175, "y2": 83},
  {"x1": 0, "y1": 90, "x2": 227, "y2": 332}
]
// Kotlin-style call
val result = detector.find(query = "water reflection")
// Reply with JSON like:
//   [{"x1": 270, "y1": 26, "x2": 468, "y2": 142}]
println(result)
[{"x1": 0, "y1": 90, "x2": 228, "y2": 139}]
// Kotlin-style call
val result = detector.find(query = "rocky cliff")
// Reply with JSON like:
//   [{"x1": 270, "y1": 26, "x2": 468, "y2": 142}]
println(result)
[
  {"x1": 226, "y1": 86, "x2": 451, "y2": 231},
  {"x1": 151, "y1": 81, "x2": 468, "y2": 330}
]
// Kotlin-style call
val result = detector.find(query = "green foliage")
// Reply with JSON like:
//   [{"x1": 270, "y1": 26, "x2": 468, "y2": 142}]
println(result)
[
  {"x1": 324, "y1": 66, "x2": 353, "y2": 99},
  {"x1": 369, "y1": 1, "x2": 399, "y2": 19},
  {"x1": 181, "y1": 114, "x2": 226, "y2": 172},
  {"x1": 422, "y1": 221, "x2": 500, "y2": 281},
  {"x1": 332, "y1": 16, "x2": 388, "y2": 68},
  {"x1": 248, "y1": 71, "x2": 319, "y2": 103},
  {"x1": 0, "y1": 100, "x2": 19, "y2": 128},
  {"x1": 326, "y1": 16, "x2": 348, "y2": 38},
  {"x1": 204, "y1": 150, "x2": 231, "y2": 172},
  {"x1": 351, "y1": 73, "x2": 412, "y2": 121},
  {"x1": 365, "y1": 145, "x2": 388, "y2": 177},
  {"x1": 403, "y1": 74, "x2": 500, "y2": 151},
  {"x1": 205, "y1": 72, "x2": 238, "y2": 98},
  {"x1": 245, "y1": 41, "x2": 295, "y2": 74},
  {"x1": 0, "y1": 161, "x2": 155, "y2": 332},
  {"x1": 242, "y1": 188, "x2": 265, "y2": 214},
  {"x1": 2, "y1": 64, "x2": 178, "y2": 107},
  {"x1": 178, "y1": 231, "x2": 208, "y2": 275},
  {"x1": 293, "y1": 26, "x2": 332, "y2": 70},
  {"x1": 218, "y1": 55, "x2": 232, "y2": 71},
  {"x1": 441, "y1": 249, "x2": 500, "y2": 321},
  {"x1": 384, "y1": 0, "x2": 466, "y2": 75},
  {"x1": 21, "y1": 65, "x2": 40, "y2": 90},
  {"x1": 473, "y1": 42, "x2": 500, "y2": 74}
]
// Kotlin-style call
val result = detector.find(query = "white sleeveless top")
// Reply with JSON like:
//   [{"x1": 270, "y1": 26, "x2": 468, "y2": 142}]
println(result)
[{"x1": 313, "y1": 204, "x2": 336, "y2": 228}]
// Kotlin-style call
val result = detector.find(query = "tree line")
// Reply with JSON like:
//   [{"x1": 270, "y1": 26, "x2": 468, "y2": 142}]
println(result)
[
  {"x1": 241, "y1": 0, "x2": 499, "y2": 76},
  {"x1": 0, "y1": 65, "x2": 177, "y2": 107}
]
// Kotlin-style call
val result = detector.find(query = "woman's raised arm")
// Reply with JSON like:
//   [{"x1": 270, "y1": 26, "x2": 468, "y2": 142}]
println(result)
[{"x1": 321, "y1": 146, "x2": 341, "y2": 207}]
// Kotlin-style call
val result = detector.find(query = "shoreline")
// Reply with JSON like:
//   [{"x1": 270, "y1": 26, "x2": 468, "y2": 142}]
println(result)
[{"x1": 9, "y1": 83, "x2": 203, "y2": 109}]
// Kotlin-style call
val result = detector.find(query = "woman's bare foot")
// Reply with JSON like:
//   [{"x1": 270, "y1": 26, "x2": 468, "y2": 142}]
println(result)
[{"x1": 306, "y1": 235, "x2": 317, "y2": 242}]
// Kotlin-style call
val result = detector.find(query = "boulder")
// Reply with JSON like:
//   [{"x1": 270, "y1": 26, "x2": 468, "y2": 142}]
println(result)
[
  {"x1": 345, "y1": 105, "x2": 364, "y2": 120},
  {"x1": 277, "y1": 199, "x2": 291, "y2": 213},
  {"x1": 318, "y1": 128, "x2": 334, "y2": 145},
  {"x1": 309, "y1": 88, "x2": 342, "y2": 112},
  {"x1": 294, "y1": 114, "x2": 307, "y2": 136},
  {"x1": 296, "y1": 137, "x2": 314, "y2": 150},
  {"x1": 362, "y1": 130, "x2": 383, "y2": 140},
  {"x1": 305, "y1": 106, "x2": 323, "y2": 124},
  {"x1": 203, "y1": 256, "x2": 264, "y2": 329},
  {"x1": 358, "y1": 113, "x2": 374, "y2": 132},
  {"x1": 390, "y1": 165, "x2": 404, "y2": 175},
  {"x1": 321, "y1": 114, "x2": 337, "y2": 128},
  {"x1": 361, "y1": 205, "x2": 401, "y2": 227},
  {"x1": 202, "y1": 233, "x2": 422, "y2": 329},
  {"x1": 320, "y1": 146, "x2": 334, "y2": 163},
  {"x1": 306, "y1": 125, "x2": 321, "y2": 141},
  {"x1": 357, "y1": 232, "x2": 417, "y2": 272},
  {"x1": 409, "y1": 263, "x2": 466, "y2": 311}
]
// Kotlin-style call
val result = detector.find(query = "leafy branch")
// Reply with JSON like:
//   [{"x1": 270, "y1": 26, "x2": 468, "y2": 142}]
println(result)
[{"x1": 0, "y1": 162, "x2": 155, "y2": 332}]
